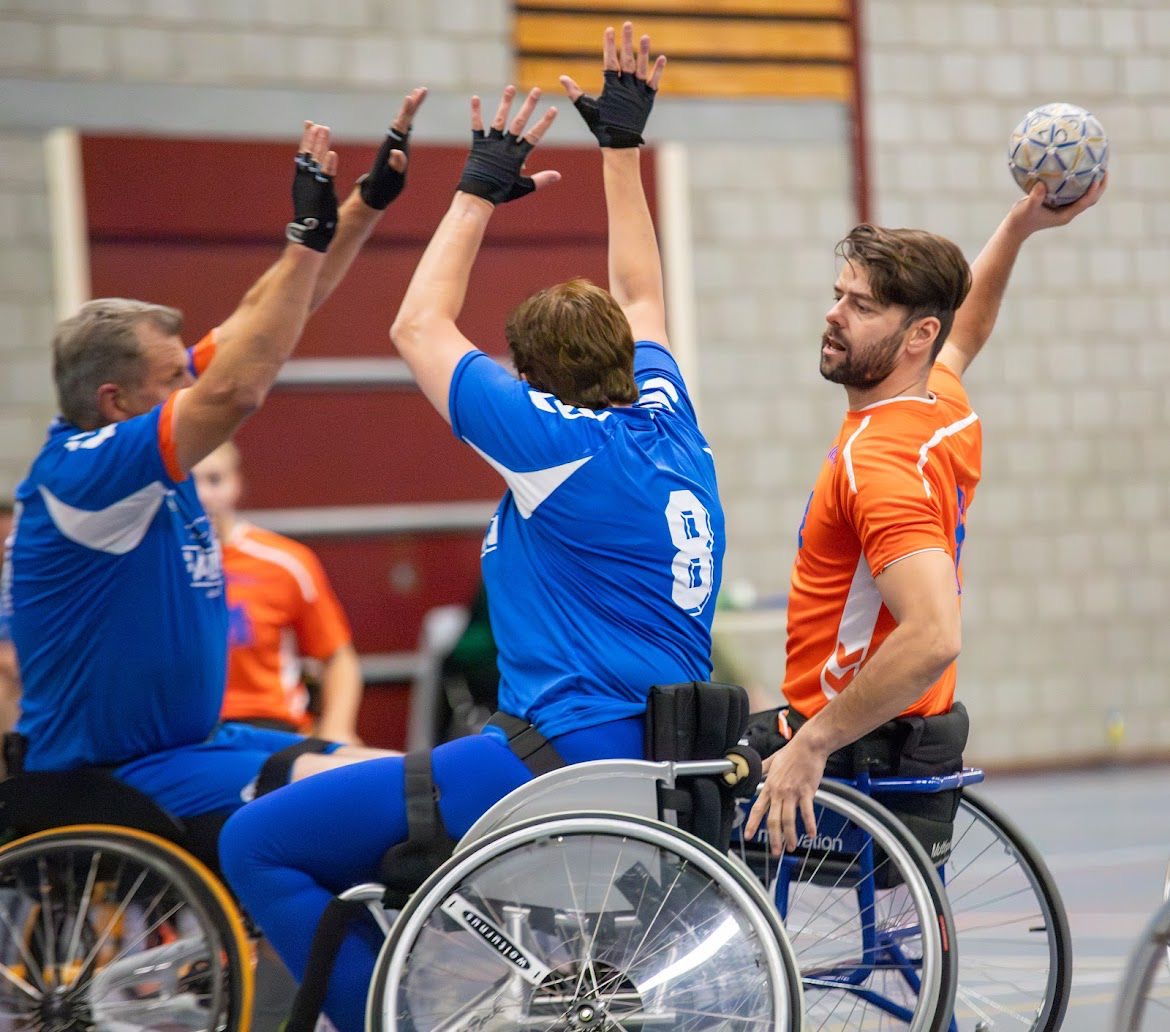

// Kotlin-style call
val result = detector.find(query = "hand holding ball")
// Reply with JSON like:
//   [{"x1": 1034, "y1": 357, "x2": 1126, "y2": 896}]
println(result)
[{"x1": 1008, "y1": 103, "x2": 1108, "y2": 208}]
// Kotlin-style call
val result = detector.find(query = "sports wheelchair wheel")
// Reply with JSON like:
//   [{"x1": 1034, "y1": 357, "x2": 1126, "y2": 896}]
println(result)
[
  {"x1": 1113, "y1": 895, "x2": 1170, "y2": 1030},
  {"x1": 732, "y1": 780, "x2": 957, "y2": 1032},
  {"x1": 941, "y1": 791, "x2": 1071, "y2": 1030},
  {"x1": 367, "y1": 812, "x2": 804, "y2": 1031},
  {"x1": 0, "y1": 825, "x2": 253, "y2": 1032}
]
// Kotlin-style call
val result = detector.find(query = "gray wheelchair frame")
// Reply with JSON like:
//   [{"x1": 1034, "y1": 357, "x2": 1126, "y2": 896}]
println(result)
[{"x1": 327, "y1": 757, "x2": 807, "y2": 1031}]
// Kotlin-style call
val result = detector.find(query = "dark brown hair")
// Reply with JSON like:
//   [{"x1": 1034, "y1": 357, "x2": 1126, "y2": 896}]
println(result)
[
  {"x1": 836, "y1": 225, "x2": 972, "y2": 360},
  {"x1": 52, "y1": 298, "x2": 183, "y2": 428},
  {"x1": 505, "y1": 279, "x2": 638, "y2": 409}
]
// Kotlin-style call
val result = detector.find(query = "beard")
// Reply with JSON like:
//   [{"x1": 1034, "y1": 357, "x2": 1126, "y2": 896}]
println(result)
[{"x1": 819, "y1": 328, "x2": 905, "y2": 390}]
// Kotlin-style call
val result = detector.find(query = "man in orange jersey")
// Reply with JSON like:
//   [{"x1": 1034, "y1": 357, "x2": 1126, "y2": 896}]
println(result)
[
  {"x1": 746, "y1": 178, "x2": 1106, "y2": 852},
  {"x1": 193, "y1": 442, "x2": 363, "y2": 744}
]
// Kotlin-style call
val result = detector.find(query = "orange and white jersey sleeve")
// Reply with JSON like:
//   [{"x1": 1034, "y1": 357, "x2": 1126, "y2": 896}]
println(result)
[
  {"x1": 783, "y1": 363, "x2": 981, "y2": 721},
  {"x1": 220, "y1": 524, "x2": 352, "y2": 728}
]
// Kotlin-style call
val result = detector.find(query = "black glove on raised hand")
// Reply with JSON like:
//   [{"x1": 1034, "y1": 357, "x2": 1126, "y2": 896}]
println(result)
[
  {"x1": 457, "y1": 128, "x2": 537, "y2": 206},
  {"x1": 286, "y1": 152, "x2": 338, "y2": 252},
  {"x1": 358, "y1": 126, "x2": 410, "y2": 210},
  {"x1": 574, "y1": 69, "x2": 656, "y2": 148}
]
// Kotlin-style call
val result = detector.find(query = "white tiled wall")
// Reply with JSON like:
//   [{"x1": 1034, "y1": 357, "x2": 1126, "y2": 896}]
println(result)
[
  {"x1": 1, "y1": 1, "x2": 508, "y2": 91},
  {"x1": 0, "y1": 133, "x2": 55, "y2": 495}
]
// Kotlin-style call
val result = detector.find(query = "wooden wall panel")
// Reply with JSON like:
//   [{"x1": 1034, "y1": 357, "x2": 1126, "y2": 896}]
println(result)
[{"x1": 514, "y1": 0, "x2": 855, "y2": 100}]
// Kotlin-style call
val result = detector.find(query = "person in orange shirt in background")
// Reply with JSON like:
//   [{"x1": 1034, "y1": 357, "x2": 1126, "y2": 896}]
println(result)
[
  {"x1": 193, "y1": 442, "x2": 364, "y2": 744},
  {"x1": 746, "y1": 176, "x2": 1106, "y2": 853}
]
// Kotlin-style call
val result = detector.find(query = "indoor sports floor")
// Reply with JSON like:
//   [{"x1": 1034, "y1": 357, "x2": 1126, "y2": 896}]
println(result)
[{"x1": 973, "y1": 763, "x2": 1170, "y2": 1029}]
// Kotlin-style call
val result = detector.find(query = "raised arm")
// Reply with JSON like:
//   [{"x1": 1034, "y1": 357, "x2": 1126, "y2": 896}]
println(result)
[
  {"x1": 309, "y1": 88, "x2": 427, "y2": 313},
  {"x1": 171, "y1": 124, "x2": 338, "y2": 472},
  {"x1": 390, "y1": 86, "x2": 559, "y2": 422},
  {"x1": 938, "y1": 175, "x2": 1106, "y2": 379},
  {"x1": 562, "y1": 23, "x2": 669, "y2": 345}
]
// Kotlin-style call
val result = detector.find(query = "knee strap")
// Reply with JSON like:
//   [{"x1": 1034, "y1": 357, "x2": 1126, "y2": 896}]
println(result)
[
  {"x1": 377, "y1": 750, "x2": 457, "y2": 910},
  {"x1": 255, "y1": 737, "x2": 332, "y2": 798}
]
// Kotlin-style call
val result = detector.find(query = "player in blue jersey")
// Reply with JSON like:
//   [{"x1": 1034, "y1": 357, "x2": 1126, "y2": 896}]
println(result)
[
  {"x1": 219, "y1": 25, "x2": 722, "y2": 1032},
  {"x1": 2, "y1": 94, "x2": 426, "y2": 816}
]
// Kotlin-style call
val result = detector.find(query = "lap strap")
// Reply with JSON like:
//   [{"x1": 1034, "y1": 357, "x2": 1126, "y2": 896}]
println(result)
[
  {"x1": 485, "y1": 712, "x2": 566, "y2": 777},
  {"x1": 254, "y1": 737, "x2": 332, "y2": 798}
]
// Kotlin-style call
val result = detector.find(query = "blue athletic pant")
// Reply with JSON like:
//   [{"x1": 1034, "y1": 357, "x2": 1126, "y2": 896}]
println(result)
[
  {"x1": 115, "y1": 722, "x2": 340, "y2": 818},
  {"x1": 219, "y1": 717, "x2": 644, "y2": 1032}
]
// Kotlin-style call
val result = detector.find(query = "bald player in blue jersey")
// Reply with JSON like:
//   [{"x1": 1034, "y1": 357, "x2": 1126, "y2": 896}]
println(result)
[
  {"x1": 220, "y1": 25, "x2": 723, "y2": 1032},
  {"x1": 2, "y1": 94, "x2": 426, "y2": 817}
]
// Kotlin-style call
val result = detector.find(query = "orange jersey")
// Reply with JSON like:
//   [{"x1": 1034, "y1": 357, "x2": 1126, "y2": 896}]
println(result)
[
  {"x1": 783, "y1": 362, "x2": 982, "y2": 719},
  {"x1": 220, "y1": 522, "x2": 352, "y2": 728}
]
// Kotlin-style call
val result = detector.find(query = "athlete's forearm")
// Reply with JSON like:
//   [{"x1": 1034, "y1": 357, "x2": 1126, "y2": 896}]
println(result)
[
  {"x1": 602, "y1": 148, "x2": 664, "y2": 312},
  {"x1": 315, "y1": 644, "x2": 363, "y2": 744},
  {"x1": 797, "y1": 623, "x2": 959, "y2": 757},
  {"x1": 309, "y1": 190, "x2": 383, "y2": 314},
  {"x1": 946, "y1": 212, "x2": 1031, "y2": 367},
  {"x1": 201, "y1": 245, "x2": 323, "y2": 407}
]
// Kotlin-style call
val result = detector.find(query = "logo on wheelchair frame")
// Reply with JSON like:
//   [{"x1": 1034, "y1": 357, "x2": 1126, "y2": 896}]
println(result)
[
  {"x1": 797, "y1": 831, "x2": 845, "y2": 852},
  {"x1": 440, "y1": 893, "x2": 551, "y2": 985}
]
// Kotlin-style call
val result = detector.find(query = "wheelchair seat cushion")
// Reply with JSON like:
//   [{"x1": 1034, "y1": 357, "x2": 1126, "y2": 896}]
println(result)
[{"x1": 0, "y1": 768, "x2": 187, "y2": 843}]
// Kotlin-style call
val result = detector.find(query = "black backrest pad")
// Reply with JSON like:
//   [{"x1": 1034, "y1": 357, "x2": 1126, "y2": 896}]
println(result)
[{"x1": 644, "y1": 682, "x2": 750, "y2": 762}]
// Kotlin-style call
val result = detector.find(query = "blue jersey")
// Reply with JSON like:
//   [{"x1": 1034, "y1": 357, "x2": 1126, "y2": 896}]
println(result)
[
  {"x1": 4, "y1": 398, "x2": 228, "y2": 770},
  {"x1": 449, "y1": 340, "x2": 724, "y2": 738}
]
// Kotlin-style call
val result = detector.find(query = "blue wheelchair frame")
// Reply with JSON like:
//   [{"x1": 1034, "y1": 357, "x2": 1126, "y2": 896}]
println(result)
[{"x1": 736, "y1": 766, "x2": 986, "y2": 1029}]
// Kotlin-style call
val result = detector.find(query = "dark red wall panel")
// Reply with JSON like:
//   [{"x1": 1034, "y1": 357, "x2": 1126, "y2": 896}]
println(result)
[
  {"x1": 88, "y1": 240, "x2": 612, "y2": 359},
  {"x1": 234, "y1": 390, "x2": 503, "y2": 509},
  {"x1": 309, "y1": 533, "x2": 485, "y2": 654},
  {"x1": 81, "y1": 133, "x2": 657, "y2": 748}
]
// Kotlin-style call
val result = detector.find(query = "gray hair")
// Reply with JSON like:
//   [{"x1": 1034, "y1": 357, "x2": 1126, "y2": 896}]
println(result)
[{"x1": 52, "y1": 298, "x2": 183, "y2": 428}]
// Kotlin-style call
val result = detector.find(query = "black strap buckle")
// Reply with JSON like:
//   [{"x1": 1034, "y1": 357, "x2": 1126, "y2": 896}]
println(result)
[
  {"x1": 485, "y1": 712, "x2": 566, "y2": 777},
  {"x1": 2, "y1": 733, "x2": 26, "y2": 778}
]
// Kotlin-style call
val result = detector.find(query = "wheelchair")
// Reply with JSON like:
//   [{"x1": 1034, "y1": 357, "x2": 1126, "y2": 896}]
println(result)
[
  {"x1": 732, "y1": 767, "x2": 1072, "y2": 1031},
  {"x1": 0, "y1": 766, "x2": 254, "y2": 1032},
  {"x1": 335, "y1": 756, "x2": 806, "y2": 1031},
  {"x1": 1111, "y1": 858, "x2": 1170, "y2": 1029},
  {"x1": 288, "y1": 680, "x2": 809, "y2": 1032}
]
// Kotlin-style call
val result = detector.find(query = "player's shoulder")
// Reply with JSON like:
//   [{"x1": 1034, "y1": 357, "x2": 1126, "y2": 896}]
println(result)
[
  {"x1": 928, "y1": 361, "x2": 973, "y2": 409},
  {"x1": 235, "y1": 523, "x2": 318, "y2": 564},
  {"x1": 232, "y1": 523, "x2": 327, "y2": 598}
]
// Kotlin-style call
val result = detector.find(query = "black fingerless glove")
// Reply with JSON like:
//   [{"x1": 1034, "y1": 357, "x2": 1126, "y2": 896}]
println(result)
[
  {"x1": 456, "y1": 128, "x2": 537, "y2": 206},
  {"x1": 574, "y1": 69, "x2": 657, "y2": 148},
  {"x1": 286, "y1": 152, "x2": 338, "y2": 252},
  {"x1": 358, "y1": 126, "x2": 410, "y2": 210}
]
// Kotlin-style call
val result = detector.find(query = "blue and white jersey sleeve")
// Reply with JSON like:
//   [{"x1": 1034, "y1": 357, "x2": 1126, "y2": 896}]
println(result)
[
  {"x1": 632, "y1": 340, "x2": 699, "y2": 427},
  {"x1": 31, "y1": 402, "x2": 184, "y2": 557},
  {"x1": 44, "y1": 404, "x2": 179, "y2": 505},
  {"x1": 449, "y1": 350, "x2": 615, "y2": 518}
]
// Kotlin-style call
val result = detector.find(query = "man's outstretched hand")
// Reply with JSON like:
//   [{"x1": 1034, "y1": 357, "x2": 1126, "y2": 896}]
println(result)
[
  {"x1": 359, "y1": 86, "x2": 428, "y2": 210},
  {"x1": 560, "y1": 21, "x2": 666, "y2": 148},
  {"x1": 1008, "y1": 173, "x2": 1107, "y2": 238},
  {"x1": 287, "y1": 121, "x2": 338, "y2": 253},
  {"x1": 457, "y1": 85, "x2": 560, "y2": 206}
]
